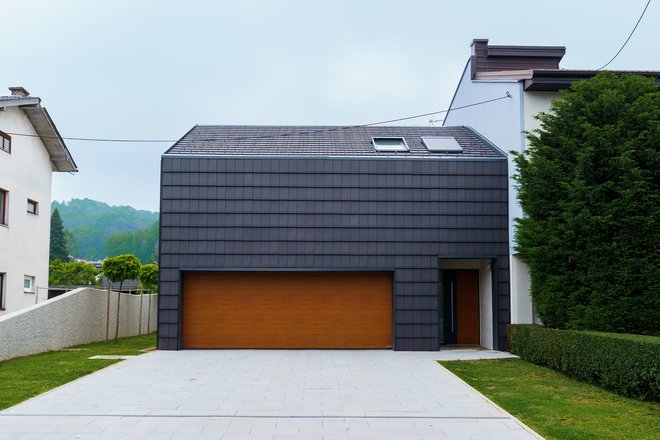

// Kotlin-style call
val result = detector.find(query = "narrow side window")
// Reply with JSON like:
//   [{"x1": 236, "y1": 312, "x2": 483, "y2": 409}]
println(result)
[{"x1": 0, "y1": 130, "x2": 10, "y2": 154}]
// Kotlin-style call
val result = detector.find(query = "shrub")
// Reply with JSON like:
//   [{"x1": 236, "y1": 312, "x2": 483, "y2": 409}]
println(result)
[
  {"x1": 508, "y1": 324, "x2": 660, "y2": 401},
  {"x1": 49, "y1": 260, "x2": 100, "y2": 286}
]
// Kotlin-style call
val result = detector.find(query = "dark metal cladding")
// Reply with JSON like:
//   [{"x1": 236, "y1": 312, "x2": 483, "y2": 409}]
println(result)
[{"x1": 158, "y1": 148, "x2": 510, "y2": 351}]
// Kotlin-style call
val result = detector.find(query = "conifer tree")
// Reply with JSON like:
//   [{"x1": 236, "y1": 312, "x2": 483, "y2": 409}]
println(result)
[
  {"x1": 49, "y1": 208, "x2": 69, "y2": 262},
  {"x1": 514, "y1": 73, "x2": 659, "y2": 335}
]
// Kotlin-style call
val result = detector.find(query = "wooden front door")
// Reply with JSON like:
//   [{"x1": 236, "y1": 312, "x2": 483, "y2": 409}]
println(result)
[
  {"x1": 456, "y1": 270, "x2": 480, "y2": 344},
  {"x1": 182, "y1": 271, "x2": 392, "y2": 349},
  {"x1": 443, "y1": 269, "x2": 480, "y2": 345}
]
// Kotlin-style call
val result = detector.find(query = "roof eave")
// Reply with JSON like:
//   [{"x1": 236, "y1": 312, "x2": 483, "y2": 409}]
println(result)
[
  {"x1": 20, "y1": 104, "x2": 78, "y2": 172},
  {"x1": 525, "y1": 69, "x2": 660, "y2": 91}
]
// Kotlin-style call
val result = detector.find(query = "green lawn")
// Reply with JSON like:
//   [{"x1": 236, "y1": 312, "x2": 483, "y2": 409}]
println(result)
[
  {"x1": 0, "y1": 333, "x2": 156, "y2": 410},
  {"x1": 440, "y1": 358, "x2": 660, "y2": 440}
]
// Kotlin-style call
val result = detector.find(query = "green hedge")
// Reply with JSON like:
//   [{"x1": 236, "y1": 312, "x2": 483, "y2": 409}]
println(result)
[{"x1": 508, "y1": 324, "x2": 660, "y2": 401}]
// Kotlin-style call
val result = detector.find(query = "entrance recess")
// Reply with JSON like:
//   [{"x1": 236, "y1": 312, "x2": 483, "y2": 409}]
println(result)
[{"x1": 442, "y1": 269, "x2": 480, "y2": 345}]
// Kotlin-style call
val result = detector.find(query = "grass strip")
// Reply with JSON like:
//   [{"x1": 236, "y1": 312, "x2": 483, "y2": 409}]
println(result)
[{"x1": 439, "y1": 358, "x2": 660, "y2": 440}]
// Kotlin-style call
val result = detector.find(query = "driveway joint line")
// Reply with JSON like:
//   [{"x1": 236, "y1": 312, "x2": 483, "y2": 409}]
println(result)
[{"x1": 0, "y1": 413, "x2": 512, "y2": 420}]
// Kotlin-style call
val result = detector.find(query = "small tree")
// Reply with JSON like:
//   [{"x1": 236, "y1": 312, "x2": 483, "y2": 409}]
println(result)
[
  {"x1": 138, "y1": 264, "x2": 159, "y2": 293},
  {"x1": 102, "y1": 254, "x2": 142, "y2": 340},
  {"x1": 49, "y1": 260, "x2": 100, "y2": 286},
  {"x1": 49, "y1": 208, "x2": 68, "y2": 262},
  {"x1": 138, "y1": 264, "x2": 158, "y2": 334},
  {"x1": 101, "y1": 254, "x2": 142, "y2": 292}
]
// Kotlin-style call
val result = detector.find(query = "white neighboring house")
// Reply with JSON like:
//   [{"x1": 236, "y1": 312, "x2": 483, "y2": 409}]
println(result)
[
  {"x1": 0, "y1": 87, "x2": 77, "y2": 315},
  {"x1": 443, "y1": 39, "x2": 660, "y2": 324}
]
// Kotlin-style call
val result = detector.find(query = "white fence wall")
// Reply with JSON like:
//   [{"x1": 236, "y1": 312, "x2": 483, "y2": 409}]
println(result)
[{"x1": 0, "y1": 288, "x2": 158, "y2": 362}]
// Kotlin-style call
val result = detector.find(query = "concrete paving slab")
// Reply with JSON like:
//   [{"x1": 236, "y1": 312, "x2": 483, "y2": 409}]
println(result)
[{"x1": 0, "y1": 348, "x2": 541, "y2": 439}]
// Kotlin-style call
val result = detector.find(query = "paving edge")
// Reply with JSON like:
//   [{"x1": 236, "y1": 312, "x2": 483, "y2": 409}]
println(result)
[
  {"x1": 436, "y1": 361, "x2": 545, "y2": 440},
  {"x1": 1, "y1": 351, "x2": 158, "y2": 413}
]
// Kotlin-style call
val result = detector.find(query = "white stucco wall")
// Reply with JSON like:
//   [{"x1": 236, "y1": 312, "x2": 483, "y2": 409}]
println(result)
[
  {"x1": 0, "y1": 288, "x2": 158, "y2": 361},
  {"x1": 478, "y1": 260, "x2": 493, "y2": 349},
  {"x1": 523, "y1": 91, "x2": 562, "y2": 134},
  {"x1": 0, "y1": 106, "x2": 53, "y2": 315}
]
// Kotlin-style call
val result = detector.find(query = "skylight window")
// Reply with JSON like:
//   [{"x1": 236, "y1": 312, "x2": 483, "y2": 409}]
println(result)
[
  {"x1": 372, "y1": 137, "x2": 409, "y2": 152},
  {"x1": 422, "y1": 136, "x2": 463, "y2": 153}
]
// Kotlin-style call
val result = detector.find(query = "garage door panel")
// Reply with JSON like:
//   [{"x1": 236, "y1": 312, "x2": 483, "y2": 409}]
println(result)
[{"x1": 182, "y1": 271, "x2": 392, "y2": 349}]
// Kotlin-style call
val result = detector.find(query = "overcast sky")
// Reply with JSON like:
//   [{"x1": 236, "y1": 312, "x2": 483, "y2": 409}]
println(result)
[{"x1": 2, "y1": 0, "x2": 658, "y2": 212}]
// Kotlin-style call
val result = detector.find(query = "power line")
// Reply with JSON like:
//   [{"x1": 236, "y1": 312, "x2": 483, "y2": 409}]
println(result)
[
  {"x1": 5, "y1": 93, "x2": 511, "y2": 144},
  {"x1": 200, "y1": 93, "x2": 511, "y2": 143},
  {"x1": 597, "y1": 0, "x2": 652, "y2": 70},
  {"x1": 5, "y1": 133, "x2": 177, "y2": 143}
]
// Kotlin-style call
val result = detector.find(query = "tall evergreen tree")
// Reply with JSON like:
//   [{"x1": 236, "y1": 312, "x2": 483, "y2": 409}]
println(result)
[
  {"x1": 513, "y1": 73, "x2": 659, "y2": 335},
  {"x1": 49, "y1": 208, "x2": 69, "y2": 262}
]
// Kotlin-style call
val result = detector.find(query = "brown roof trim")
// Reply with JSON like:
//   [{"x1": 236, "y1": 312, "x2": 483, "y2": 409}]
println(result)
[{"x1": 471, "y1": 39, "x2": 565, "y2": 80}]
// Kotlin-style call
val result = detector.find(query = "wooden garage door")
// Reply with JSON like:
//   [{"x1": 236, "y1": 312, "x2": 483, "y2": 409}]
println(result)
[{"x1": 182, "y1": 271, "x2": 392, "y2": 349}]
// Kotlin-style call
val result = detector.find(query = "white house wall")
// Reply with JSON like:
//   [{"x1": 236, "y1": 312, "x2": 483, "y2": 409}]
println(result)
[
  {"x1": 478, "y1": 260, "x2": 493, "y2": 349},
  {"x1": 523, "y1": 91, "x2": 562, "y2": 133},
  {"x1": 0, "y1": 106, "x2": 53, "y2": 315},
  {"x1": 443, "y1": 60, "x2": 524, "y2": 253}
]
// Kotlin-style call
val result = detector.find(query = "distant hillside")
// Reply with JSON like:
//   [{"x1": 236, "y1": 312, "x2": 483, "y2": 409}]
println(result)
[
  {"x1": 52, "y1": 199, "x2": 159, "y2": 261},
  {"x1": 105, "y1": 221, "x2": 159, "y2": 264}
]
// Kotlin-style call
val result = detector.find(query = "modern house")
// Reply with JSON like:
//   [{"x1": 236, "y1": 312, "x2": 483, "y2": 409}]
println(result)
[
  {"x1": 158, "y1": 125, "x2": 510, "y2": 351},
  {"x1": 443, "y1": 39, "x2": 660, "y2": 324},
  {"x1": 0, "y1": 87, "x2": 77, "y2": 315}
]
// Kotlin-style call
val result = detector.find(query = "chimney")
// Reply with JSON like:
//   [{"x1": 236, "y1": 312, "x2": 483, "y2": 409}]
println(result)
[{"x1": 9, "y1": 86, "x2": 30, "y2": 97}]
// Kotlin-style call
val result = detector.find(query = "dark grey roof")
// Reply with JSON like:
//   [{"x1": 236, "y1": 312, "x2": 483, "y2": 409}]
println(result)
[{"x1": 164, "y1": 125, "x2": 505, "y2": 158}]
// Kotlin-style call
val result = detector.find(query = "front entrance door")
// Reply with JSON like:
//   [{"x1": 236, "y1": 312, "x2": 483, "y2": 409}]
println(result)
[{"x1": 442, "y1": 269, "x2": 480, "y2": 345}]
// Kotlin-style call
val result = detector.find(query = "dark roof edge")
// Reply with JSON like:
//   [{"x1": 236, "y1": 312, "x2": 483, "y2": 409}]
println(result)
[
  {"x1": 163, "y1": 124, "x2": 198, "y2": 155},
  {"x1": 161, "y1": 153, "x2": 506, "y2": 161},
  {"x1": 487, "y1": 45, "x2": 566, "y2": 59},
  {"x1": 462, "y1": 126, "x2": 507, "y2": 158},
  {"x1": 525, "y1": 69, "x2": 660, "y2": 91}
]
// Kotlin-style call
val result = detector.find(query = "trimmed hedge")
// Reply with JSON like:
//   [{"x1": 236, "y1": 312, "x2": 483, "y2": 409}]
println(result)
[{"x1": 508, "y1": 324, "x2": 660, "y2": 401}]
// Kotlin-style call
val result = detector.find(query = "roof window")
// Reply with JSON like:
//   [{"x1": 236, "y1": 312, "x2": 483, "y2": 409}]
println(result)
[
  {"x1": 372, "y1": 137, "x2": 409, "y2": 152},
  {"x1": 421, "y1": 136, "x2": 463, "y2": 153}
]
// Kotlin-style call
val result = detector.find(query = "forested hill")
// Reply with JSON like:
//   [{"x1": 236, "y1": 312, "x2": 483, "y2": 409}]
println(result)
[{"x1": 52, "y1": 198, "x2": 159, "y2": 262}]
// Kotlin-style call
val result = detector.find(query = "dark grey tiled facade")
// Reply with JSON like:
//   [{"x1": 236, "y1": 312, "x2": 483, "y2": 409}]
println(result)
[{"x1": 159, "y1": 152, "x2": 510, "y2": 351}]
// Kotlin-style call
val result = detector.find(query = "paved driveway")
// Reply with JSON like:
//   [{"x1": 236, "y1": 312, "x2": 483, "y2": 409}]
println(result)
[{"x1": 0, "y1": 349, "x2": 540, "y2": 439}]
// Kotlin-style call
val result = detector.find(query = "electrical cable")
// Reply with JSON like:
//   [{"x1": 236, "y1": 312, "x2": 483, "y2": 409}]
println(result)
[
  {"x1": 4, "y1": 93, "x2": 511, "y2": 144},
  {"x1": 597, "y1": 0, "x2": 652, "y2": 70}
]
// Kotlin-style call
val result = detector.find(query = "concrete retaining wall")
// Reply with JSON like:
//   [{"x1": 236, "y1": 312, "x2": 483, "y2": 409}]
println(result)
[{"x1": 0, "y1": 288, "x2": 158, "y2": 361}]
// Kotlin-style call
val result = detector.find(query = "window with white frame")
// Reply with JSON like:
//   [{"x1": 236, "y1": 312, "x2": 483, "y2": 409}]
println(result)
[
  {"x1": 27, "y1": 199, "x2": 38, "y2": 215},
  {"x1": 372, "y1": 137, "x2": 409, "y2": 152},
  {"x1": 24, "y1": 275, "x2": 35, "y2": 293},
  {"x1": 0, "y1": 189, "x2": 7, "y2": 225},
  {"x1": 0, "y1": 130, "x2": 10, "y2": 153}
]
